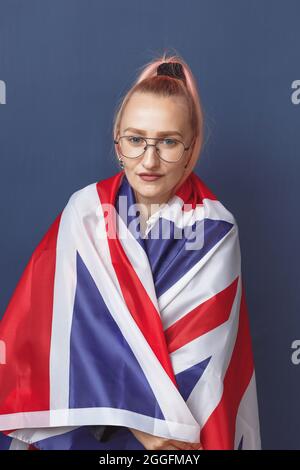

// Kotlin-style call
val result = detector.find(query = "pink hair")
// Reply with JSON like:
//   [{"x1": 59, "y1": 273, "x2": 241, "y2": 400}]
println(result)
[{"x1": 112, "y1": 50, "x2": 205, "y2": 196}]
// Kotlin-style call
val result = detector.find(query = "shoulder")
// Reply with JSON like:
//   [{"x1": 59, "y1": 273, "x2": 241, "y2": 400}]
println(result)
[
  {"x1": 64, "y1": 181, "x2": 100, "y2": 217},
  {"x1": 203, "y1": 195, "x2": 238, "y2": 230},
  {"x1": 63, "y1": 172, "x2": 124, "y2": 219},
  {"x1": 193, "y1": 173, "x2": 238, "y2": 229}
]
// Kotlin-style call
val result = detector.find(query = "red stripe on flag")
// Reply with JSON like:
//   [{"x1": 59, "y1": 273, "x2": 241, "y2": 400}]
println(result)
[
  {"x1": 28, "y1": 443, "x2": 39, "y2": 450},
  {"x1": 200, "y1": 281, "x2": 255, "y2": 449},
  {"x1": 0, "y1": 213, "x2": 62, "y2": 414},
  {"x1": 165, "y1": 277, "x2": 239, "y2": 353},
  {"x1": 176, "y1": 172, "x2": 218, "y2": 211}
]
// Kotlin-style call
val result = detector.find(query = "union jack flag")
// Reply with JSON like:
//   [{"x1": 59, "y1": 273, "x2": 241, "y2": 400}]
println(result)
[{"x1": 0, "y1": 171, "x2": 261, "y2": 450}]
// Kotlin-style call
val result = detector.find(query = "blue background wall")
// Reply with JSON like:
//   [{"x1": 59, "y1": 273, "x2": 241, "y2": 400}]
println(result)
[{"x1": 0, "y1": 0, "x2": 299, "y2": 449}]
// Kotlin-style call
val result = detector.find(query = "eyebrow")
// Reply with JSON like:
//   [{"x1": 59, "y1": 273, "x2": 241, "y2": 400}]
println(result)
[{"x1": 123, "y1": 127, "x2": 183, "y2": 138}]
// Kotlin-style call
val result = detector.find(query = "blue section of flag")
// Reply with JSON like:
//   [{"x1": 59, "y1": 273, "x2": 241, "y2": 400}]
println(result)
[
  {"x1": 0, "y1": 432, "x2": 12, "y2": 450},
  {"x1": 175, "y1": 356, "x2": 211, "y2": 402},
  {"x1": 69, "y1": 251, "x2": 164, "y2": 420},
  {"x1": 238, "y1": 435, "x2": 243, "y2": 450},
  {"x1": 144, "y1": 218, "x2": 233, "y2": 297}
]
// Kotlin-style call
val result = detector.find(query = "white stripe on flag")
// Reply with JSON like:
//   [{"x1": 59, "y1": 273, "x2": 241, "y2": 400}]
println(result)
[{"x1": 234, "y1": 371, "x2": 261, "y2": 450}]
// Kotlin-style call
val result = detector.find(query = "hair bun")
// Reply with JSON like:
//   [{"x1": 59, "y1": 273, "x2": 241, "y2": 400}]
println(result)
[{"x1": 156, "y1": 62, "x2": 186, "y2": 83}]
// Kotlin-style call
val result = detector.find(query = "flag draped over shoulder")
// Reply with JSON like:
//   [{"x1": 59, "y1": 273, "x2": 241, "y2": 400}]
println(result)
[{"x1": 0, "y1": 170, "x2": 261, "y2": 450}]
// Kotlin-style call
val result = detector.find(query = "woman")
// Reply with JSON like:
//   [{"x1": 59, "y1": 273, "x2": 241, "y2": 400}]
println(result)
[{"x1": 0, "y1": 54, "x2": 261, "y2": 450}]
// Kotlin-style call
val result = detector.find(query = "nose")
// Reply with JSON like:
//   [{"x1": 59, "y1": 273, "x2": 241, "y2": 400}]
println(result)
[{"x1": 141, "y1": 143, "x2": 161, "y2": 168}]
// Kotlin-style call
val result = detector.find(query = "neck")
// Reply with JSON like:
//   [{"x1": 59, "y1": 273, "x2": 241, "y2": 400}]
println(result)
[{"x1": 133, "y1": 189, "x2": 173, "y2": 219}]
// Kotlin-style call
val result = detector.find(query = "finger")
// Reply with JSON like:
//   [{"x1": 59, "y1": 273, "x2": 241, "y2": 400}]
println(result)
[
  {"x1": 165, "y1": 440, "x2": 187, "y2": 450},
  {"x1": 161, "y1": 445, "x2": 180, "y2": 450},
  {"x1": 189, "y1": 443, "x2": 203, "y2": 450},
  {"x1": 170, "y1": 440, "x2": 202, "y2": 450}
]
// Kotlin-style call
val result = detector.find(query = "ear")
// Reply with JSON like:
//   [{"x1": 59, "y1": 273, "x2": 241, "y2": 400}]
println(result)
[{"x1": 114, "y1": 134, "x2": 121, "y2": 158}]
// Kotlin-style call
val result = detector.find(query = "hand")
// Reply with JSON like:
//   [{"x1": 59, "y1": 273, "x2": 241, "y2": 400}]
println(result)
[{"x1": 129, "y1": 427, "x2": 203, "y2": 451}]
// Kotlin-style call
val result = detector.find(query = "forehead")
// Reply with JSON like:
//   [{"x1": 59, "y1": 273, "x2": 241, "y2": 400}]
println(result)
[{"x1": 120, "y1": 92, "x2": 190, "y2": 135}]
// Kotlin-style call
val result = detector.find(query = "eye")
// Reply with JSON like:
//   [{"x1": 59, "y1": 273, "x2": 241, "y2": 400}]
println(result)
[
  {"x1": 161, "y1": 138, "x2": 177, "y2": 146},
  {"x1": 128, "y1": 136, "x2": 143, "y2": 144}
]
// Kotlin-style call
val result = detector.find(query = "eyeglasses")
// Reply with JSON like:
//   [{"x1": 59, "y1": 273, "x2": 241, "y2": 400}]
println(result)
[{"x1": 113, "y1": 135, "x2": 191, "y2": 163}]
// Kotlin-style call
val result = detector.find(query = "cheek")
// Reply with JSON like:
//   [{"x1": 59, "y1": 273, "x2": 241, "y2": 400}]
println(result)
[
  {"x1": 166, "y1": 164, "x2": 185, "y2": 181},
  {"x1": 124, "y1": 160, "x2": 138, "y2": 173}
]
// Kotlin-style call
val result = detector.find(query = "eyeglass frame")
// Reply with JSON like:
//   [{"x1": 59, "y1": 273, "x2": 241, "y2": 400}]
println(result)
[{"x1": 113, "y1": 135, "x2": 192, "y2": 163}]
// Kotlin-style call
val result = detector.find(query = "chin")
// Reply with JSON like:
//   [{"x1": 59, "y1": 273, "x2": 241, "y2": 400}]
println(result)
[
  {"x1": 137, "y1": 187, "x2": 161, "y2": 197},
  {"x1": 135, "y1": 183, "x2": 163, "y2": 197}
]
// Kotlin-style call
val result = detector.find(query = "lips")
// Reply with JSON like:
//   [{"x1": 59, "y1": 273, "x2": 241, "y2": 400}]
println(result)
[{"x1": 138, "y1": 173, "x2": 164, "y2": 181}]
